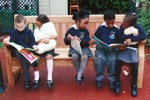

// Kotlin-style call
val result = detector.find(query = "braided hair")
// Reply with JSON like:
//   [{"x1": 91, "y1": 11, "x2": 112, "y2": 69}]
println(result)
[{"x1": 123, "y1": 13, "x2": 137, "y2": 27}]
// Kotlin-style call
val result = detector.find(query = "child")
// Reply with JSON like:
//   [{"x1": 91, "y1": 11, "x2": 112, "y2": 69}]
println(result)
[
  {"x1": 94, "y1": 10, "x2": 120, "y2": 89},
  {"x1": 114, "y1": 13, "x2": 146, "y2": 97},
  {"x1": 34, "y1": 14, "x2": 58, "y2": 88},
  {"x1": 3, "y1": 14, "x2": 40, "y2": 89},
  {"x1": 64, "y1": 10, "x2": 93, "y2": 85}
]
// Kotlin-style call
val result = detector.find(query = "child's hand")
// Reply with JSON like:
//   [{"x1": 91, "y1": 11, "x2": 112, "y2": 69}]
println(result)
[
  {"x1": 74, "y1": 35, "x2": 81, "y2": 42},
  {"x1": 125, "y1": 39, "x2": 131, "y2": 45},
  {"x1": 67, "y1": 34, "x2": 73, "y2": 40},
  {"x1": 33, "y1": 45, "x2": 39, "y2": 51},
  {"x1": 43, "y1": 38, "x2": 50, "y2": 44},
  {"x1": 91, "y1": 39, "x2": 95, "y2": 44},
  {"x1": 133, "y1": 31, "x2": 139, "y2": 36},
  {"x1": 2, "y1": 37, "x2": 10, "y2": 46}
]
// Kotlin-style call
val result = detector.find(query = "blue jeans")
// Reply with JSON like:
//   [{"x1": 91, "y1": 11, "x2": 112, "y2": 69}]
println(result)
[
  {"x1": 14, "y1": 49, "x2": 38, "y2": 82},
  {"x1": 94, "y1": 49, "x2": 116, "y2": 84}
]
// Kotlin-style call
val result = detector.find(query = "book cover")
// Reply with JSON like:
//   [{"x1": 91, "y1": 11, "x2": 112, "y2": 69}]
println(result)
[{"x1": 8, "y1": 42, "x2": 39, "y2": 64}]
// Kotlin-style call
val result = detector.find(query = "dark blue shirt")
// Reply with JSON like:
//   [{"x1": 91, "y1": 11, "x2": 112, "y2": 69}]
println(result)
[
  {"x1": 119, "y1": 24, "x2": 146, "y2": 48},
  {"x1": 9, "y1": 27, "x2": 36, "y2": 48},
  {"x1": 94, "y1": 25, "x2": 120, "y2": 45},
  {"x1": 64, "y1": 27, "x2": 90, "y2": 48}
]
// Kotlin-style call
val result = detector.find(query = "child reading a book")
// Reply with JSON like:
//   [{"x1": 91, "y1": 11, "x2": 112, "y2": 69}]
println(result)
[
  {"x1": 64, "y1": 10, "x2": 93, "y2": 85},
  {"x1": 114, "y1": 13, "x2": 146, "y2": 97},
  {"x1": 3, "y1": 14, "x2": 40, "y2": 89},
  {"x1": 93, "y1": 10, "x2": 120, "y2": 89},
  {"x1": 34, "y1": 14, "x2": 58, "y2": 88}
]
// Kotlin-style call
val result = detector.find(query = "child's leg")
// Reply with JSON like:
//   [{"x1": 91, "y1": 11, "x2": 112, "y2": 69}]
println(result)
[
  {"x1": 46, "y1": 54, "x2": 53, "y2": 82},
  {"x1": 32, "y1": 62, "x2": 40, "y2": 88},
  {"x1": 32, "y1": 62, "x2": 40, "y2": 81},
  {"x1": 106, "y1": 53, "x2": 116, "y2": 88},
  {"x1": 94, "y1": 50, "x2": 106, "y2": 82},
  {"x1": 72, "y1": 54, "x2": 80, "y2": 72},
  {"x1": 77, "y1": 55, "x2": 88, "y2": 80},
  {"x1": 131, "y1": 62, "x2": 138, "y2": 85},
  {"x1": 115, "y1": 60, "x2": 123, "y2": 83},
  {"x1": 14, "y1": 49, "x2": 30, "y2": 82}
]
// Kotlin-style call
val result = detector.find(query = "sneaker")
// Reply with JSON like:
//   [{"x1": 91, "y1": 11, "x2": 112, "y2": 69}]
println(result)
[
  {"x1": 32, "y1": 79, "x2": 41, "y2": 89},
  {"x1": 24, "y1": 81, "x2": 30, "y2": 89},
  {"x1": 114, "y1": 83, "x2": 121, "y2": 94},
  {"x1": 47, "y1": 80, "x2": 53, "y2": 88},
  {"x1": 131, "y1": 85, "x2": 138, "y2": 97}
]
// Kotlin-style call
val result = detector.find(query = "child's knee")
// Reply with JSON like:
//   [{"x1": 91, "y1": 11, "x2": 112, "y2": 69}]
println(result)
[
  {"x1": 72, "y1": 54, "x2": 79, "y2": 60},
  {"x1": 46, "y1": 54, "x2": 53, "y2": 60}
]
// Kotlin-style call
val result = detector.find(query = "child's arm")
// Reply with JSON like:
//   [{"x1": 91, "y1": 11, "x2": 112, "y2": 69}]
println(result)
[{"x1": 64, "y1": 29, "x2": 72, "y2": 45}]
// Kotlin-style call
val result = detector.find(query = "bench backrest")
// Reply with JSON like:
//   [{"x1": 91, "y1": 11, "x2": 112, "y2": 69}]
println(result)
[{"x1": 23, "y1": 15, "x2": 125, "y2": 47}]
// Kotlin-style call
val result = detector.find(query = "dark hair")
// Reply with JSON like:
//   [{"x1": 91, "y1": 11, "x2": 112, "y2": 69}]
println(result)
[
  {"x1": 104, "y1": 10, "x2": 115, "y2": 21},
  {"x1": 72, "y1": 9, "x2": 89, "y2": 23},
  {"x1": 15, "y1": 14, "x2": 26, "y2": 23},
  {"x1": 123, "y1": 13, "x2": 137, "y2": 26},
  {"x1": 36, "y1": 14, "x2": 50, "y2": 24}
]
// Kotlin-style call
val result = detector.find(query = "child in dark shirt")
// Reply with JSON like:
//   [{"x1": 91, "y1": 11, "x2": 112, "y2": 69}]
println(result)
[
  {"x1": 4, "y1": 14, "x2": 40, "y2": 89},
  {"x1": 94, "y1": 10, "x2": 120, "y2": 89},
  {"x1": 114, "y1": 13, "x2": 146, "y2": 97},
  {"x1": 64, "y1": 10, "x2": 93, "y2": 85}
]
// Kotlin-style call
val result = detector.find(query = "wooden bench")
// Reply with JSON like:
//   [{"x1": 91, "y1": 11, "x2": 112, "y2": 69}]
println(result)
[{"x1": 5, "y1": 15, "x2": 146, "y2": 88}]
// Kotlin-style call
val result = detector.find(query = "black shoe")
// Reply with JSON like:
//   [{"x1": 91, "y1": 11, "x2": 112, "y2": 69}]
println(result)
[
  {"x1": 32, "y1": 79, "x2": 40, "y2": 89},
  {"x1": 47, "y1": 80, "x2": 53, "y2": 88},
  {"x1": 96, "y1": 81, "x2": 102, "y2": 88},
  {"x1": 24, "y1": 81, "x2": 30, "y2": 89},
  {"x1": 81, "y1": 75, "x2": 85, "y2": 81},
  {"x1": 114, "y1": 83, "x2": 121, "y2": 94},
  {"x1": 131, "y1": 85, "x2": 138, "y2": 97},
  {"x1": 75, "y1": 75, "x2": 82, "y2": 85}
]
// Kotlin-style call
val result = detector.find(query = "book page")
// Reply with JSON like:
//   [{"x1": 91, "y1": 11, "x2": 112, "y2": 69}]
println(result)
[
  {"x1": 71, "y1": 38, "x2": 82, "y2": 55},
  {"x1": 8, "y1": 42, "x2": 39, "y2": 63}
]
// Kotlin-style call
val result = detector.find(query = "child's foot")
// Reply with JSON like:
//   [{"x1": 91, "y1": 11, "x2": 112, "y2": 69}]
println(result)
[
  {"x1": 131, "y1": 85, "x2": 138, "y2": 97},
  {"x1": 47, "y1": 80, "x2": 53, "y2": 88},
  {"x1": 75, "y1": 75, "x2": 82, "y2": 85},
  {"x1": 114, "y1": 83, "x2": 121, "y2": 94},
  {"x1": 24, "y1": 81, "x2": 30, "y2": 89},
  {"x1": 96, "y1": 81, "x2": 102, "y2": 88},
  {"x1": 32, "y1": 79, "x2": 41, "y2": 89}
]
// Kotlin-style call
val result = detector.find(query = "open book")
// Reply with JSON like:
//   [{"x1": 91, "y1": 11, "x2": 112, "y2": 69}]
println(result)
[
  {"x1": 93, "y1": 36, "x2": 128, "y2": 51},
  {"x1": 71, "y1": 38, "x2": 82, "y2": 56},
  {"x1": 93, "y1": 36, "x2": 138, "y2": 51},
  {"x1": 8, "y1": 42, "x2": 39, "y2": 64}
]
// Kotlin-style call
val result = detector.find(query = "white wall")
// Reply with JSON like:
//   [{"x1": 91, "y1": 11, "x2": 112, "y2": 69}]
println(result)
[{"x1": 39, "y1": 0, "x2": 68, "y2": 15}]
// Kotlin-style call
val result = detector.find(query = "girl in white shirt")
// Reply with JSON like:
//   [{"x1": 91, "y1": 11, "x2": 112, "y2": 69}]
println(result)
[{"x1": 34, "y1": 14, "x2": 58, "y2": 88}]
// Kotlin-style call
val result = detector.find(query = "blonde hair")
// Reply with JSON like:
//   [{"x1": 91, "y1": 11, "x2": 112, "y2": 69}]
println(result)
[{"x1": 14, "y1": 14, "x2": 26, "y2": 24}]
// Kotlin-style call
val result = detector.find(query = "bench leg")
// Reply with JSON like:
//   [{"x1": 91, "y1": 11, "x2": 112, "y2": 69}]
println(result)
[{"x1": 5, "y1": 48, "x2": 15, "y2": 87}]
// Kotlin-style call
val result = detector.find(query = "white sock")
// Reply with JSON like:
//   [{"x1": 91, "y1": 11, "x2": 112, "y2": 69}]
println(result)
[
  {"x1": 34, "y1": 71, "x2": 40, "y2": 80},
  {"x1": 47, "y1": 59, "x2": 53, "y2": 82}
]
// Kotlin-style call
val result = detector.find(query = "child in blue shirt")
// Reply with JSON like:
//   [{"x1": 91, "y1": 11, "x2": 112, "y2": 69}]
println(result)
[
  {"x1": 94, "y1": 10, "x2": 120, "y2": 89},
  {"x1": 4, "y1": 14, "x2": 40, "y2": 89},
  {"x1": 64, "y1": 10, "x2": 93, "y2": 85},
  {"x1": 114, "y1": 13, "x2": 146, "y2": 97}
]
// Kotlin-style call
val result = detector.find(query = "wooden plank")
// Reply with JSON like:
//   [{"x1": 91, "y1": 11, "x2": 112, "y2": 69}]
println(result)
[
  {"x1": 5, "y1": 48, "x2": 15, "y2": 87},
  {"x1": 137, "y1": 40, "x2": 146, "y2": 88}
]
